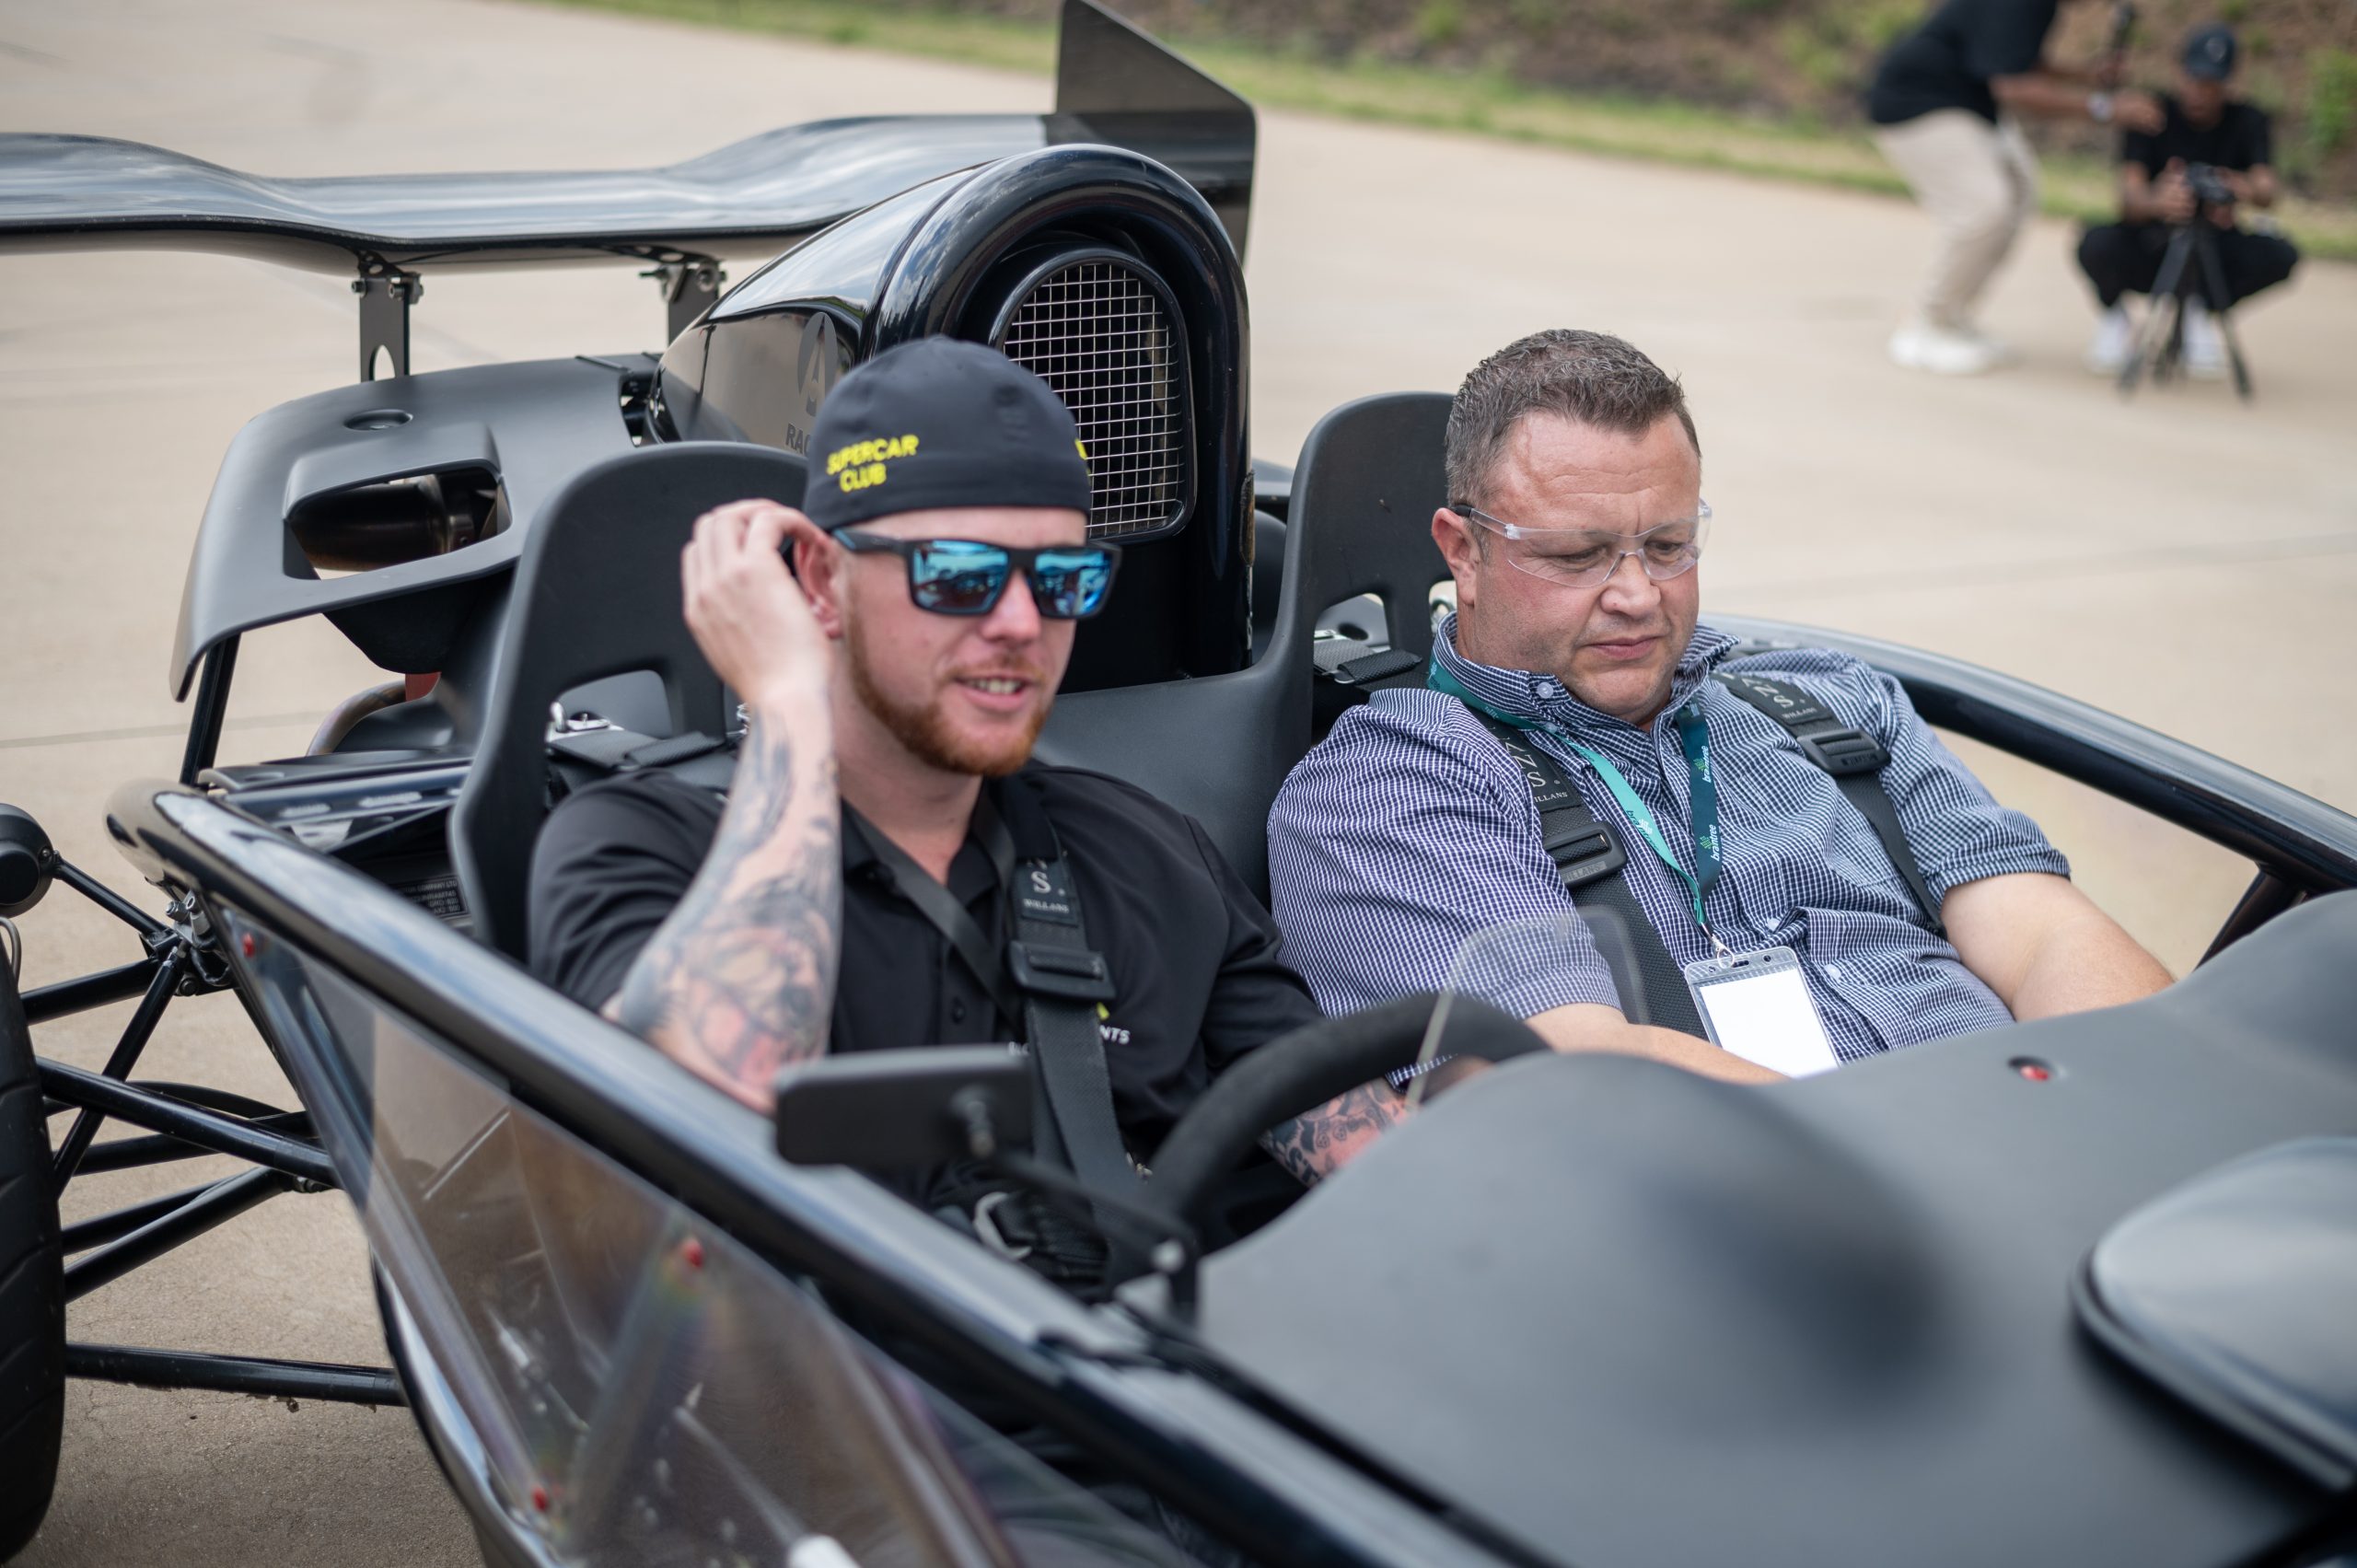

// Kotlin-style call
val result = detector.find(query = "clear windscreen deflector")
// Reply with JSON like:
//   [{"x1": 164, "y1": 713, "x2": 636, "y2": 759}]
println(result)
[
  {"x1": 1406, "y1": 909, "x2": 1643, "y2": 1104},
  {"x1": 234, "y1": 933, "x2": 1213, "y2": 1566}
]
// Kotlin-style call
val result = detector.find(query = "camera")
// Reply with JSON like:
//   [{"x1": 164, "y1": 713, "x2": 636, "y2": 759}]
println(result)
[{"x1": 2183, "y1": 162, "x2": 2236, "y2": 210}]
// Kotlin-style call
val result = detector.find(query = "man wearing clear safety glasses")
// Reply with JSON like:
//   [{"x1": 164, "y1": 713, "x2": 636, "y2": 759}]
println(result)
[
  {"x1": 532, "y1": 338, "x2": 1395, "y2": 1273},
  {"x1": 1270, "y1": 328, "x2": 2170, "y2": 1085}
]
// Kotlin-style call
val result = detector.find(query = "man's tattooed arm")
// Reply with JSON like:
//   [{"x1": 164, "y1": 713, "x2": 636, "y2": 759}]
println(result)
[
  {"x1": 1260, "y1": 1080, "x2": 1410, "y2": 1185},
  {"x1": 605, "y1": 710, "x2": 840, "y2": 1110}
]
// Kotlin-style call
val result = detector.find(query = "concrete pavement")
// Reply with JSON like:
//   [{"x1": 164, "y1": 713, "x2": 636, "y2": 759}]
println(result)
[{"x1": 0, "y1": 0, "x2": 2350, "y2": 1561}]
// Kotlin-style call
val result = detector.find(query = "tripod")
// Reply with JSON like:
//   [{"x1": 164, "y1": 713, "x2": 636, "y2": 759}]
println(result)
[{"x1": 2116, "y1": 217, "x2": 2254, "y2": 401}]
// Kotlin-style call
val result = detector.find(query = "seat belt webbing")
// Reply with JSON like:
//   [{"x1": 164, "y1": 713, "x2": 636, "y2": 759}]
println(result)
[
  {"x1": 1467, "y1": 714, "x2": 1707, "y2": 1039},
  {"x1": 1710, "y1": 671, "x2": 1945, "y2": 937},
  {"x1": 841, "y1": 800, "x2": 1138, "y2": 1230},
  {"x1": 841, "y1": 807, "x2": 1026, "y2": 1026},
  {"x1": 973, "y1": 801, "x2": 1141, "y2": 1216}
]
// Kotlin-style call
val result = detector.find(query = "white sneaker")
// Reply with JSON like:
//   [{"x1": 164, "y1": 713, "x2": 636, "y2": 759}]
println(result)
[
  {"x1": 1962, "y1": 323, "x2": 2020, "y2": 365},
  {"x1": 2182, "y1": 300, "x2": 2227, "y2": 379},
  {"x1": 2084, "y1": 305, "x2": 2134, "y2": 375},
  {"x1": 1888, "y1": 319, "x2": 2002, "y2": 376}
]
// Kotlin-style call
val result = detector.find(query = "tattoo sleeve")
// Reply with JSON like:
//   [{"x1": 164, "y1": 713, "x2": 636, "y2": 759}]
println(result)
[
  {"x1": 1260, "y1": 1079, "x2": 1410, "y2": 1185},
  {"x1": 607, "y1": 708, "x2": 840, "y2": 1109}
]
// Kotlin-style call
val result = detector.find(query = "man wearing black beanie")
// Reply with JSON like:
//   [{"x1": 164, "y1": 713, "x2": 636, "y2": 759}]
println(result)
[{"x1": 530, "y1": 339, "x2": 1400, "y2": 1240}]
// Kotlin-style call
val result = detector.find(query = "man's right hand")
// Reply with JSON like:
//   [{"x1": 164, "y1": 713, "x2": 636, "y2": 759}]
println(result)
[
  {"x1": 682, "y1": 499, "x2": 833, "y2": 715},
  {"x1": 2113, "y1": 89, "x2": 2165, "y2": 134}
]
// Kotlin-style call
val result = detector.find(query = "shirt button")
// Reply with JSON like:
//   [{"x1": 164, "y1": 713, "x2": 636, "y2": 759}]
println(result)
[
  {"x1": 1537, "y1": 679, "x2": 1563, "y2": 698},
  {"x1": 1825, "y1": 964, "x2": 1842, "y2": 980},
  {"x1": 949, "y1": 999, "x2": 968, "y2": 1024}
]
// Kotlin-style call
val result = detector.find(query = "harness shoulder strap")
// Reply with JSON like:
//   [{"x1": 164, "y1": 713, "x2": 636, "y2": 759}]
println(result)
[
  {"x1": 979, "y1": 788, "x2": 1144, "y2": 1226},
  {"x1": 1462, "y1": 711, "x2": 1706, "y2": 1039},
  {"x1": 1710, "y1": 669, "x2": 1945, "y2": 936},
  {"x1": 842, "y1": 807, "x2": 1027, "y2": 1026},
  {"x1": 547, "y1": 724, "x2": 737, "y2": 798}
]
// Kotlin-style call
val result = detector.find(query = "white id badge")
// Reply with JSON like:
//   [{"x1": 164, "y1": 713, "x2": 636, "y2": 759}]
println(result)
[{"x1": 1680, "y1": 947, "x2": 1840, "y2": 1077}]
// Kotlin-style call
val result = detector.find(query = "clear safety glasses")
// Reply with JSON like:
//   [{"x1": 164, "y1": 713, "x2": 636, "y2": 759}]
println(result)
[
  {"x1": 831, "y1": 532, "x2": 1122, "y2": 619},
  {"x1": 1452, "y1": 500, "x2": 1712, "y2": 589}
]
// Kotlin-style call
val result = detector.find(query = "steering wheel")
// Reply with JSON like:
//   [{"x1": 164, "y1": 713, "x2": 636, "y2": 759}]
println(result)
[{"x1": 1144, "y1": 992, "x2": 1550, "y2": 1239}]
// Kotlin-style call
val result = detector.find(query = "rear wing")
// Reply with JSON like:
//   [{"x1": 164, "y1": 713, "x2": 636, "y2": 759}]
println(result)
[{"x1": 0, "y1": 0, "x2": 1250, "y2": 374}]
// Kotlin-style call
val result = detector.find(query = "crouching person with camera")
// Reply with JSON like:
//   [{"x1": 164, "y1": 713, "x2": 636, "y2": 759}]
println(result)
[{"x1": 2078, "y1": 24, "x2": 2297, "y2": 377}]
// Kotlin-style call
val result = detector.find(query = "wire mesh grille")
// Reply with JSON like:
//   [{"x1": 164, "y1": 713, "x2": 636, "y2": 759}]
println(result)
[{"x1": 998, "y1": 259, "x2": 1187, "y2": 539}]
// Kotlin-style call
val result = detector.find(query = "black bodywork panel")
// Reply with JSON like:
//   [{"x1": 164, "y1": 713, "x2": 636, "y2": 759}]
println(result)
[
  {"x1": 1194, "y1": 892, "x2": 2357, "y2": 1568},
  {"x1": 168, "y1": 357, "x2": 646, "y2": 699}
]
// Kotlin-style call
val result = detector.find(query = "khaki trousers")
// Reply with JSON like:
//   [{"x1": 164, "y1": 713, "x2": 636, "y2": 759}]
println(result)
[{"x1": 1873, "y1": 109, "x2": 2040, "y2": 330}]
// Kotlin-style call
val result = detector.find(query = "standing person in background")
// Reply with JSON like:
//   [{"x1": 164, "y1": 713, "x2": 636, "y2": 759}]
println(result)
[
  {"x1": 2077, "y1": 25, "x2": 2296, "y2": 377},
  {"x1": 1867, "y1": 0, "x2": 2164, "y2": 375}
]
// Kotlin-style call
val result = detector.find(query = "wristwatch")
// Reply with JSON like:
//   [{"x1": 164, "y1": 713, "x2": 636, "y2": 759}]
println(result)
[{"x1": 2089, "y1": 92, "x2": 2115, "y2": 125}]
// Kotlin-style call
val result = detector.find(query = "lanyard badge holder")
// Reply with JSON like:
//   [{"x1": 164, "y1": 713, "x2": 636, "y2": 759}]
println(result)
[
  {"x1": 1681, "y1": 947, "x2": 1839, "y2": 1078},
  {"x1": 1563, "y1": 709, "x2": 1834, "y2": 1077}
]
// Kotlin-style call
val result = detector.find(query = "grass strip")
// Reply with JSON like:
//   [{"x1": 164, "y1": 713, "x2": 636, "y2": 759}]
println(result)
[{"x1": 527, "y1": 0, "x2": 2357, "y2": 261}]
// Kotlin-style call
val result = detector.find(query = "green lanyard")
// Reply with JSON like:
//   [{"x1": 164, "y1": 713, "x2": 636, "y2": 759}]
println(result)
[{"x1": 1430, "y1": 660, "x2": 1725, "y2": 948}]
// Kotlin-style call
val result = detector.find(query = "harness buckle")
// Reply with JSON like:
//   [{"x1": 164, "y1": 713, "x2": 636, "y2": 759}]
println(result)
[
  {"x1": 970, "y1": 1191, "x2": 1033, "y2": 1260},
  {"x1": 1546, "y1": 819, "x2": 1629, "y2": 890},
  {"x1": 1005, "y1": 940, "x2": 1118, "y2": 1004},
  {"x1": 1329, "y1": 646, "x2": 1422, "y2": 687},
  {"x1": 1798, "y1": 728, "x2": 1888, "y2": 777}
]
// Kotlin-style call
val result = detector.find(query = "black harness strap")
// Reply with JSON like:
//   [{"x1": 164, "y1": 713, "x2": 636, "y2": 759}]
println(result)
[
  {"x1": 1710, "y1": 670, "x2": 1946, "y2": 937},
  {"x1": 1464, "y1": 713, "x2": 1707, "y2": 1039},
  {"x1": 840, "y1": 796, "x2": 1138, "y2": 1225},
  {"x1": 841, "y1": 806, "x2": 1026, "y2": 1026},
  {"x1": 975, "y1": 794, "x2": 1140, "y2": 1217},
  {"x1": 548, "y1": 726, "x2": 737, "y2": 797}
]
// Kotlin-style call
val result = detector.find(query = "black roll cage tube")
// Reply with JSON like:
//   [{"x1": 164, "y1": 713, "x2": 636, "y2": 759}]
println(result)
[{"x1": 10, "y1": 847, "x2": 375, "y2": 1412}]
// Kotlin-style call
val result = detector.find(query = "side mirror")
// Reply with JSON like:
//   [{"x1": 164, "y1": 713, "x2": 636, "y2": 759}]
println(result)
[{"x1": 773, "y1": 1046, "x2": 1032, "y2": 1169}]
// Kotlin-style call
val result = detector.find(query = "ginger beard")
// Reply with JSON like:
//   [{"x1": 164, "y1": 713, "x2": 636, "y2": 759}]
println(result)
[{"x1": 841, "y1": 598, "x2": 1054, "y2": 778}]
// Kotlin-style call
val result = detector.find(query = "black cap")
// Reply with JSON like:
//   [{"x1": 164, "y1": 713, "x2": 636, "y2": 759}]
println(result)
[
  {"x1": 2182, "y1": 24, "x2": 2236, "y2": 80},
  {"x1": 803, "y1": 337, "x2": 1091, "y2": 531}
]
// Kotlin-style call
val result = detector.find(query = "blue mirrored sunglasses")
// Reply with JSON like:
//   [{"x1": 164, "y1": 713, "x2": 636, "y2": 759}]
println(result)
[{"x1": 829, "y1": 531, "x2": 1121, "y2": 619}]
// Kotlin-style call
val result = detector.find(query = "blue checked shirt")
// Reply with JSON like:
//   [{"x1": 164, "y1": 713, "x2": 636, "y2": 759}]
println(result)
[{"x1": 1267, "y1": 617, "x2": 2072, "y2": 1062}]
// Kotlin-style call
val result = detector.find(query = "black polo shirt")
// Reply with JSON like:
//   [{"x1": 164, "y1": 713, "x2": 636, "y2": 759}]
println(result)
[
  {"x1": 528, "y1": 762, "x2": 1320, "y2": 1178},
  {"x1": 1867, "y1": 0, "x2": 2057, "y2": 125}
]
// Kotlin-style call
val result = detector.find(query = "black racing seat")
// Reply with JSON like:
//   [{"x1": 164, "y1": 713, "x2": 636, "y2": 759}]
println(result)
[
  {"x1": 449, "y1": 443, "x2": 807, "y2": 960},
  {"x1": 1296, "y1": 391, "x2": 1454, "y2": 678},
  {"x1": 1034, "y1": 391, "x2": 1454, "y2": 900}
]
